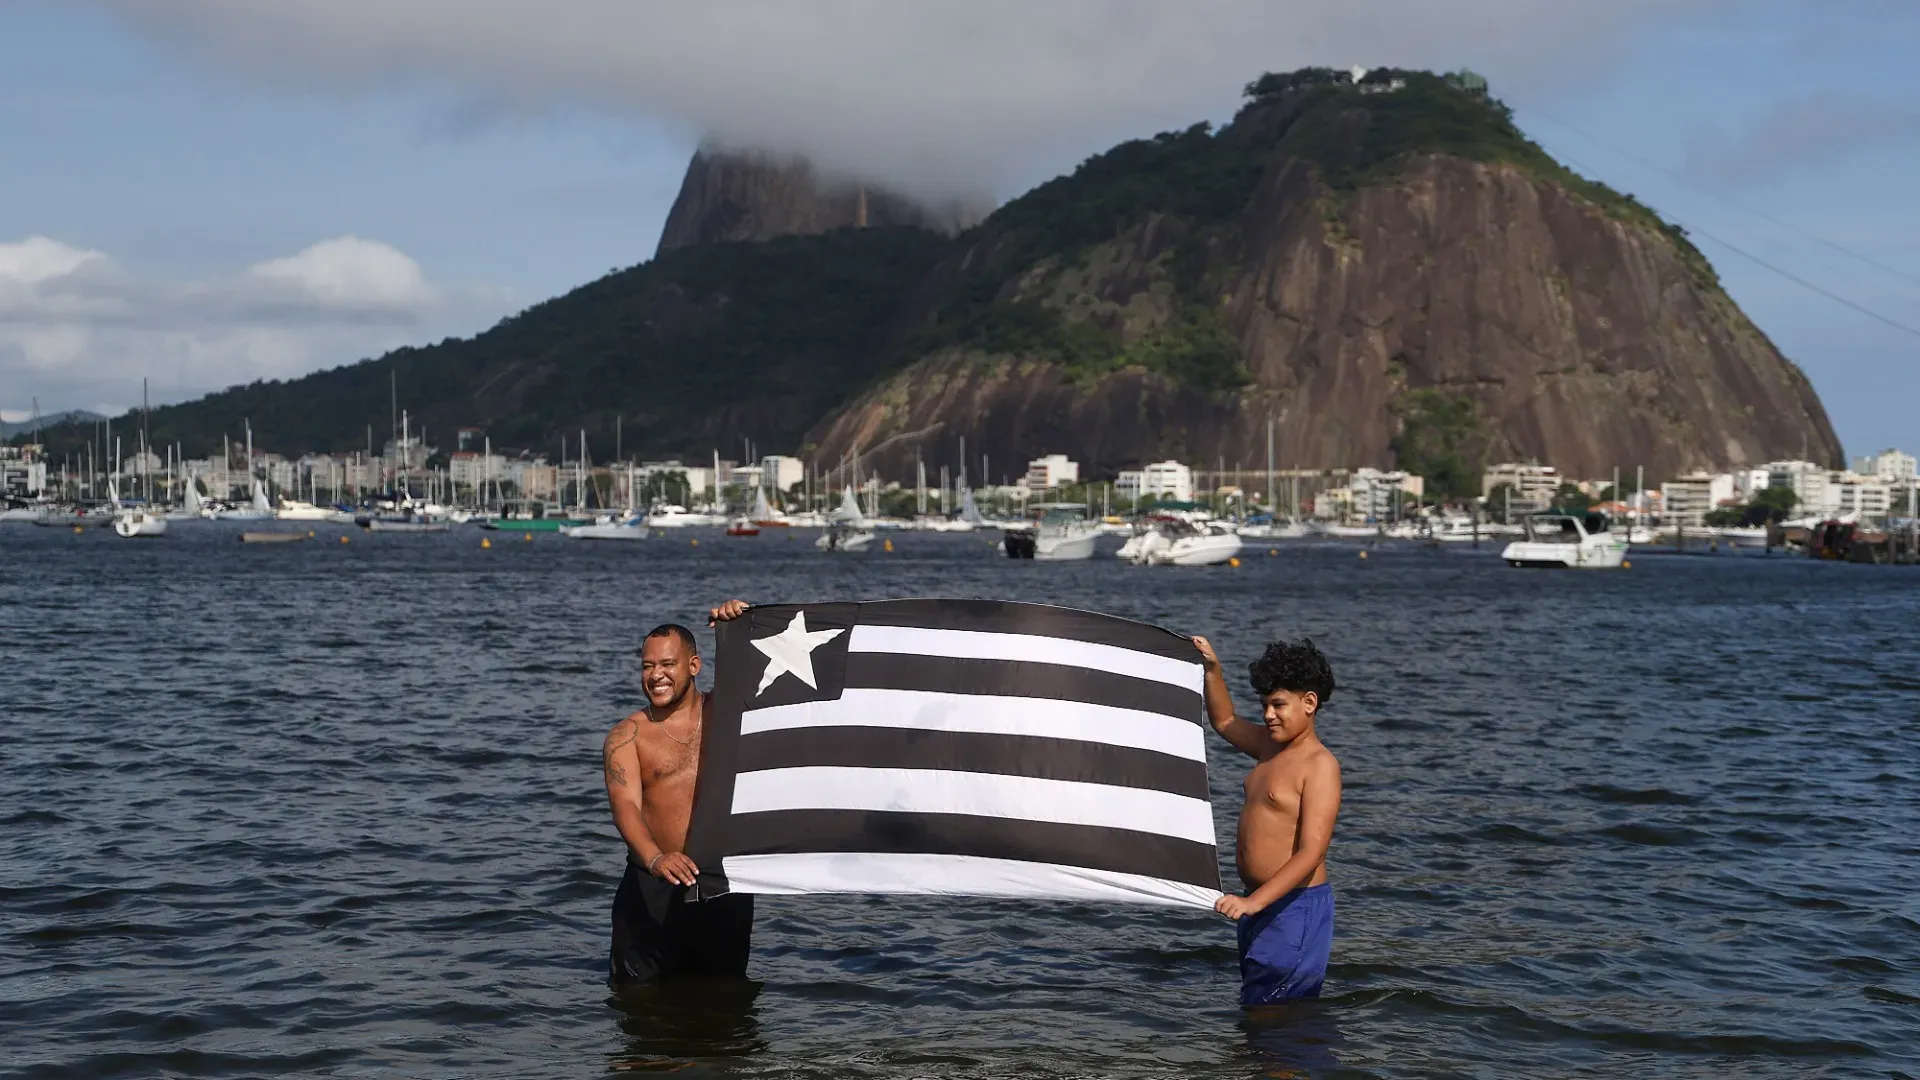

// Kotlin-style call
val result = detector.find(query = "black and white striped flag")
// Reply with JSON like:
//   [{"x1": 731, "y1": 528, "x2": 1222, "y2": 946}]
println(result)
[{"x1": 685, "y1": 599, "x2": 1223, "y2": 909}]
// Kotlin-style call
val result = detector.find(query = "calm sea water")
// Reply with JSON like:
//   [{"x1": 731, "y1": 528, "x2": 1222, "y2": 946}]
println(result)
[{"x1": 2, "y1": 524, "x2": 1915, "y2": 1079}]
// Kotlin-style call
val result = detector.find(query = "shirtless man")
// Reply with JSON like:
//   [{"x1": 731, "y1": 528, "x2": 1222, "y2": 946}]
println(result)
[
  {"x1": 1192, "y1": 635, "x2": 1343, "y2": 1005},
  {"x1": 604, "y1": 599, "x2": 752, "y2": 985}
]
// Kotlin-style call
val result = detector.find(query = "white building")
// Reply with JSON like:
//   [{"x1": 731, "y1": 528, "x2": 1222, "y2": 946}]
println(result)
[
  {"x1": 1732, "y1": 468, "x2": 1770, "y2": 500},
  {"x1": 1764, "y1": 460, "x2": 1833, "y2": 515},
  {"x1": 1482, "y1": 462, "x2": 1560, "y2": 513},
  {"x1": 1832, "y1": 473, "x2": 1891, "y2": 518},
  {"x1": 1853, "y1": 448, "x2": 1917, "y2": 483},
  {"x1": 0, "y1": 446, "x2": 46, "y2": 496},
  {"x1": 1660, "y1": 472, "x2": 1736, "y2": 527},
  {"x1": 1348, "y1": 468, "x2": 1424, "y2": 519},
  {"x1": 1024, "y1": 454, "x2": 1080, "y2": 492},
  {"x1": 761, "y1": 456, "x2": 804, "y2": 492},
  {"x1": 449, "y1": 451, "x2": 509, "y2": 491},
  {"x1": 1116, "y1": 460, "x2": 1195, "y2": 503}
]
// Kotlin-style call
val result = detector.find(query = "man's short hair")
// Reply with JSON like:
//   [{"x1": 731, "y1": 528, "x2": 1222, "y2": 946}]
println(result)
[
  {"x1": 642, "y1": 623, "x2": 698, "y2": 657},
  {"x1": 1249, "y1": 638, "x2": 1335, "y2": 705}
]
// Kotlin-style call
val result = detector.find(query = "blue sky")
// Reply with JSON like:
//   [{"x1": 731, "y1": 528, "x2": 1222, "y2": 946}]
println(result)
[{"x1": 1, "y1": 1, "x2": 1913, "y2": 460}]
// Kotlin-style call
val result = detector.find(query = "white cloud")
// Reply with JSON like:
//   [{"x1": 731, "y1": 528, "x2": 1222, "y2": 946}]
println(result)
[
  {"x1": 0, "y1": 236, "x2": 509, "y2": 415},
  {"x1": 94, "y1": 0, "x2": 1714, "y2": 199}
]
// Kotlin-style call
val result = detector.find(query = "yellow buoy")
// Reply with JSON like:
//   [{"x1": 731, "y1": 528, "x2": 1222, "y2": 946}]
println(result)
[
  {"x1": 1228, "y1": 557, "x2": 1240, "y2": 567},
  {"x1": 339, "y1": 535, "x2": 349, "y2": 544},
  {"x1": 691, "y1": 538, "x2": 699, "y2": 547},
  {"x1": 72, "y1": 525, "x2": 83, "y2": 534},
  {"x1": 307, "y1": 531, "x2": 315, "y2": 537},
  {"x1": 1358, "y1": 550, "x2": 1368, "y2": 560},
  {"x1": 481, "y1": 537, "x2": 491, "y2": 549},
  {"x1": 523, "y1": 533, "x2": 531, "y2": 542},
  {"x1": 884, "y1": 538, "x2": 894, "y2": 552},
  {"x1": 1622, "y1": 560, "x2": 1631, "y2": 569},
  {"x1": 1268, "y1": 548, "x2": 1277, "y2": 556}
]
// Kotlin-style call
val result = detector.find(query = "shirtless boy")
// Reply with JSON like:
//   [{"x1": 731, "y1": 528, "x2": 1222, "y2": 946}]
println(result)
[
  {"x1": 603, "y1": 599, "x2": 752, "y2": 985},
  {"x1": 1192, "y1": 635, "x2": 1342, "y2": 1005}
]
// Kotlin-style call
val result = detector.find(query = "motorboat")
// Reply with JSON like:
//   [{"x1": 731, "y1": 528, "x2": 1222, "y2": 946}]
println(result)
[
  {"x1": 563, "y1": 513, "x2": 651, "y2": 540},
  {"x1": 1321, "y1": 522, "x2": 1382, "y2": 539},
  {"x1": 1237, "y1": 516, "x2": 1313, "y2": 540},
  {"x1": 1501, "y1": 510, "x2": 1628, "y2": 569},
  {"x1": 725, "y1": 518, "x2": 761, "y2": 537},
  {"x1": 644, "y1": 504, "x2": 722, "y2": 528},
  {"x1": 112, "y1": 508, "x2": 168, "y2": 538},
  {"x1": 275, "y1": 499, "x2": 333, "y2": 521},
  {"x1": 816, "y1": 487, "x2": 875, "y2": 552},
  {"x1": 1711, "y1": 525, "x2": 1769, "y2": 548},
  {"x1": 1004, "y1": 503, "x2": 1100, "y2": 560},
  {"x1": 1130, "y1": 516, "x2": 1243, "y2": 566}
]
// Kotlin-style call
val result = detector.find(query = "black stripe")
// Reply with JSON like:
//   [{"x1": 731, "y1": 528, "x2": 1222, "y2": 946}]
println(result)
[
  {"x1": 722, "y1": 809, "x2": 1222, "y2": 890},
  {"x1": 857, "y1": 599, "x2": 1197, "y2": 662},
  {"x1": 735, "y1": 727, "x2": 1206, "y2": 797},
  {"x1": 843, "y1": 653, "x2": 1201, "y2": 723}
]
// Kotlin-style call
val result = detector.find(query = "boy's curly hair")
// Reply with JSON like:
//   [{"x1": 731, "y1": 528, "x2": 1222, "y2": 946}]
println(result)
[{"x1": 1248, "y1": 638, "x2": 1336, "y2": 707}]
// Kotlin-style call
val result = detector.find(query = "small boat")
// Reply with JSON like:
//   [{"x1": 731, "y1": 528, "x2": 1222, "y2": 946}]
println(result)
[
  {"x1": 644, "y1": 504, "x2": 722, "y2": 528},
  {"x1": 1130, "y1": 516, "x2": 1242, "y2": 566},
  {"x1": 748, "y1": 487, "x2": 791, "y2": 528},
  {"x1": 725, "y1": 518, "x2": 761, "y2": 537},
  {"x1": 1237, "y1": 516, "x2": 1312, "y2": 540},
  {"x1": 216, "y1": 477, "x2": 276, "y2": 521},
  {"x1": 479, "y1": 499, "x2": 587, "y2": 531},
  {"x1": 1321, "y1": 522, "x2": 1383, "y2": 539},
  {"x1": 367, "y1": 514, "x2": 451, "y2": 533},
  {"x1": 112, "y1": 508, "x2": 168, "y2": 538},
  {"x1": 240, "y1": 530, "x2": 311, "y2": 544},
  {"x1": 1502, "y1": 510, "x2": 1628, "y2": 569},
  {"x1": 275, "y1": 499, "x2": 334, "y2": 521},
  {"x1": 563, "y1": 514, "x2": 650, "y2": 541},
  {"x1": 816, "y1": 488, "x2": 875, "y2": 552},
  {"x1": 1005, "y1": 504, "x2": 1100, "y2": 561}
]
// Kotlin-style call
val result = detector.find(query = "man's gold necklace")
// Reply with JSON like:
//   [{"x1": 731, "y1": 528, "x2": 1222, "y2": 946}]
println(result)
[{"x1": 650, "y1": 697, "x2": 701, "y2": 747}]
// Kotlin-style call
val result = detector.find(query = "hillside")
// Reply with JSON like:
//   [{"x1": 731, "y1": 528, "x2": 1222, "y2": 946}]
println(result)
[
  {"x1": 67, "y1": 228, "x2": 948, "y2": 462},
  {"x1": 807, "y1": 68, "x2": 1840, "y2": 484},
  {"x1": 22, "y1": 68, "x2": 1843, "y2": 484}
]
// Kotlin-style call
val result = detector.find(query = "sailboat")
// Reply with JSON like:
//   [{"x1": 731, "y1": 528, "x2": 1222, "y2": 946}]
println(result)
[
  {"x1": 108, "y1": 479, "x2": 167, "y2": 538},
  {"x1": 816, "y1": 487, "x2": 875, "y2": 552},
  {"x1": 749, "y1": 485, "x2": 790, "y2": 528}
]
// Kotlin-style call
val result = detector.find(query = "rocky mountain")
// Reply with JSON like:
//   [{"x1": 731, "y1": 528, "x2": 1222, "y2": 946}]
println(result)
[
  {"x1": 806, "y1": 69, "x2": 1840, "y2": 485},
  {"x1": 56, "y1": 68, "x2": 1841, "y2": 489},
  {"x1": 656, "y1": 148, "x2": 988, "y2": 255}
]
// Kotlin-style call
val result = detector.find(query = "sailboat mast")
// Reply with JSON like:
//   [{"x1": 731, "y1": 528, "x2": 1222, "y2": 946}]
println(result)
[{"x1": 1266, "y1": 416, "x2": 1275, "y2": 516}]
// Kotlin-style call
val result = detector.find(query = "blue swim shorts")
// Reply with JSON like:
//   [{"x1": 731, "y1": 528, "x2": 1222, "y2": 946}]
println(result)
[{"x1": 1236, "y1": 882, "x2": 1334, "y2": 1005}]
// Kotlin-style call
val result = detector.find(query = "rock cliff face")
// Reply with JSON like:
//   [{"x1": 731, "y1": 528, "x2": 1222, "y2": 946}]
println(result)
[
  {"x1": 806, "y1": 76, "x2": 1842, "y2": 483},
  {"x1": 656, "y1": 148, "x2": 988, "y2": 255}
]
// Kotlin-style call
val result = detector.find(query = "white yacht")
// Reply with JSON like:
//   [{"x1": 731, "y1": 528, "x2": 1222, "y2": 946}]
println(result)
[
  {"x1": 1501, "y1": 510, "x2": 1628, "y2": 569},
  {"x1": 645, "y1": 504, "x2": 722, "y2": 528},
  {"x1": 275, "y1": 499, "x2": 333, "y2": 522},
  {"x1": 1005, "y1": 504, "x2": 1100, "y2": 560},
  {"x1": 563, "y1": 513, "x2": 650, "y2": 541},
  {"x1": 216, "y1": 479, "x2": 275, "y2": 521},
  {"x1": 112, "y1": 507, "x2": 168, "y2": 538},
  {"x1": 1130, "y1": 517, "x2": 1243, "y2": 566}
]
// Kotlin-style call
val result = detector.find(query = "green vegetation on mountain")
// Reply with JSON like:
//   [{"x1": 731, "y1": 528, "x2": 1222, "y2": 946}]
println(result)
[
  {"x1": 90, "y1": 227, "x2": 946, "y2": 460},
  {"x1": 1387, "y1": 388, "x2": 1486, "y2": 500}
]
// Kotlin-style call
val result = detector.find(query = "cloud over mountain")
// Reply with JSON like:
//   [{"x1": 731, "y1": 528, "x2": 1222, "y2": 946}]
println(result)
[{"x1": 93, "y1": 0, "x2": 1709, "y2": 199}]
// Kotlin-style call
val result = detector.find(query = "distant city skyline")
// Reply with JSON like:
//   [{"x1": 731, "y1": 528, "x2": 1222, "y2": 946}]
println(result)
[{"x1": 1, "y1": 1, "x2": 1915, "y2": 459}]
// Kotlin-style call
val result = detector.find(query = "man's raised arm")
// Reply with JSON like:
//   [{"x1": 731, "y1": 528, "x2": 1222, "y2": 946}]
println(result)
[{"x1": 1192, "y1": 636, "x2": 1273, "y2": 760}]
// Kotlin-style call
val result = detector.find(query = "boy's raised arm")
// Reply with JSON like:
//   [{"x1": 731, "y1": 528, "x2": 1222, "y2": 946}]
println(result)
[{"x1": 1191, "y1": 636, "x2": 1273, "y2": 759}]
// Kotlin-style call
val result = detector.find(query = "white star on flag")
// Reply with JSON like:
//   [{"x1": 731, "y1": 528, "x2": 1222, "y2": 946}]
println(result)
[{"x1": 751, "y1": 610, "x2": 846, "y2": 696}]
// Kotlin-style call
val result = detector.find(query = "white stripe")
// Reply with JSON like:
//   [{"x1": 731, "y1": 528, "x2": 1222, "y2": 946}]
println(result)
[
  {"x1": 847, "y1": 625, "x2": 1200, "y2": 693},
  {"x1": 721, "y1": 852, "x2": 1222, "y2": 910},
  {"x1": 730, "y1": 766, "x2": 1217, "y2": 846},
  {"x1": 739, "y1": 688, "x2": 1206, "y2": 762}
]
